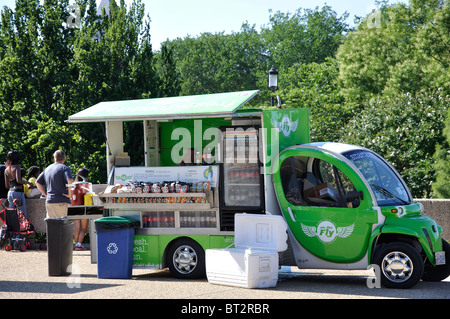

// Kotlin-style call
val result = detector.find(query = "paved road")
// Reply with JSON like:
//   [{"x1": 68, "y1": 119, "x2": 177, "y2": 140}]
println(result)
[{"x1": 0, "y1": 249, "x2": 448, "y2": 302}]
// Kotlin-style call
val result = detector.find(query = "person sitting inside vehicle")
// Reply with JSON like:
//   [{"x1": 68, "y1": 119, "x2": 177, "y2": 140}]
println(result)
[{"x1": 280, "y1": 157, "x2": 307, "y2": 206}]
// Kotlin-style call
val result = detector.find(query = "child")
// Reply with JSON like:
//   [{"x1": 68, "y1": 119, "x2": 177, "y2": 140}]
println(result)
[
  {"x1": 25, "y1": 166, "x2": 41, "y2": 198},
  {"x1": 74, "y1": 168, "x2": 89, "y2": 250}
]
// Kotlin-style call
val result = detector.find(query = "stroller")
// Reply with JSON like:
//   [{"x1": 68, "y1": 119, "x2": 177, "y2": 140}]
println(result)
[{"x1": 0, "y1": 198, "x2": 36, "y2": 252}]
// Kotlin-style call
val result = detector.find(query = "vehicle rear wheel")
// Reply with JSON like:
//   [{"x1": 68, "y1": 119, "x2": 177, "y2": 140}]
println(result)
[
  {"x1": 374, "y1": 242, "x2": 424, "y2": 289},
  {"x1": 167, "y1": 238, "x2": 205, "y2": 279},
  {"x1": 422, "y1": 239, "x2": 450, "y2": 282}
]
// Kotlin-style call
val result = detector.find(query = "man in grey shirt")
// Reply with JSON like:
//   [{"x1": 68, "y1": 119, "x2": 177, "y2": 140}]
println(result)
[{"x1": 36, "y1": 150, "x2": 74, "y2": 218}]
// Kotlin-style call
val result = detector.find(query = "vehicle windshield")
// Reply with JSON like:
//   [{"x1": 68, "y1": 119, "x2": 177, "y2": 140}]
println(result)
[{"x1": 343, "y1": 150, "x2": 411, "y2": 206}]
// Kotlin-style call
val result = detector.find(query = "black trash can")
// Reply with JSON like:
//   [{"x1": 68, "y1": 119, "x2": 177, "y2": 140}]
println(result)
[{"x1": 45, "y1": 217, "x2": 74, "y2": 276}]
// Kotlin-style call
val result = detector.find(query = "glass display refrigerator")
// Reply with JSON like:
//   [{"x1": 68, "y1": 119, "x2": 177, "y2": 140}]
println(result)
[{"x1": 219, "y1": 127, "x2": 264, "y2": 230}]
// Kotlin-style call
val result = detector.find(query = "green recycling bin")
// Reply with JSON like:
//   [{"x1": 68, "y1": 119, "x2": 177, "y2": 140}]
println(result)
[{"x1": 95, "y1": 216, "x2": 139, "y2": 279}]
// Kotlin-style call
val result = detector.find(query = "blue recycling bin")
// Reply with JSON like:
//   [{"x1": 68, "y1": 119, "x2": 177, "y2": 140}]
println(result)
[{"x1": 95, "y1": 216, "x2": 139, "y2": 279}]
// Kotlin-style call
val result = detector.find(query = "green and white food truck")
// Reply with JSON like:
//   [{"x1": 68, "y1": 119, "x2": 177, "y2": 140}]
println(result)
[{"x1": 68, "y1": 90, "x2": 449, "y2": 288}]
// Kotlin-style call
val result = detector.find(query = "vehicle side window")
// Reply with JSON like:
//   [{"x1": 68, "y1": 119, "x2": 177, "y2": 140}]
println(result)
[
  {"x1": 280, "y1": 157, "x2": 360, "y2": 208},
  {"x1": 280, "y1": 156, "x2": 307, "y2": 206},
  {"x1": 312, "y1": 159, "x2": 359, "y2": 208}
]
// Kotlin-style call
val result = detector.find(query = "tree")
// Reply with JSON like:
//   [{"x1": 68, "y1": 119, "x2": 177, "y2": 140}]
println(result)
[
  {"x1": 155, "y1": 42, "x2": 180, "y2": 97},
  {"x1": 341, "y1": 90, "x2": 450, "y2": 198},
  {"x1": 72, "y1": 0, "x2": 155, "y2": 104},
  {"x1": 433, "y1": 108, "x2": 450, "y2": 198},
  {"x1": 71, "y1": 0, "x2": 157, "y2": 173},
  {"x1": 163, "y1": 5, "x2": 350, "y2": 107},
  {"x1": 261, "y1": 5, "x2": 350, "y2": 71},
  {"x1": 0, "y1": 0, "x2": 76, "y2": 167},
  {"x1": 166, "y1": 23, "x2": 268, "y2": 99},
  {"x1": 336, "y1": 0, "x2": 450, "y2": 198},
  {"x1": 336, "y1": 0, "x2": 450, "y2": 101},
  {"x1": 0, "y1": 0, "x2": 157, "y2": 182},
  {"x1": 277, "y1": 58, "x2": 357, "y2": 142}
]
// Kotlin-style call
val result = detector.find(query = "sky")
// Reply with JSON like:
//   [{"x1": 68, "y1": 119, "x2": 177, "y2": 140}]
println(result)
[{"x1": 0, "y1": 0, "x2": 407, "y2": 51}]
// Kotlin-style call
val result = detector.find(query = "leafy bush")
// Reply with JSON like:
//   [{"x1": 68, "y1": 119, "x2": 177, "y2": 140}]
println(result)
[
  {"x1": 433, "y1": 108, "x2": 450, "y2": 198},
  {"x1": 341, "y1": 90, "x2": 449, "y2": 198}
]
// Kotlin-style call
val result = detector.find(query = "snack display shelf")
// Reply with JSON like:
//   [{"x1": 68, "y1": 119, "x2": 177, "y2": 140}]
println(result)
[
  {"x1": 103, "y1": 203, "x2": 211, "y2": 210},
  {"x1": 99, "y1": 192, "x2": 211, "y2": 210},
  {"x1": 99, "y1": 192, "x2": 207, "y2": 198}
]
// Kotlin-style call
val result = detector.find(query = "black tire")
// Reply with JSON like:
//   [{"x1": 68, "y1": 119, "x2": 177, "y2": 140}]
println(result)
[
  {"x1": 373, "y1": 242, "x2": 424, "y2": 289},
  {"x1": 422, "y1": 239, "x2": 450, "y2": 282},
  {"x1": 167, "y1": 238, "x2": 205, "y2": 279}
]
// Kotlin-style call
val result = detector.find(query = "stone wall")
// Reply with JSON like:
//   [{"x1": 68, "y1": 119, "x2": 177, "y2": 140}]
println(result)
[
  {"x1": 25, "y1": 184, "x2": 108, "y2": 233},
  {"x1": 26, "y1": 198, "x2": 47, "y2": 233},
  {"x1": 416, "y1": 199, "x2": 450, "y2": 240}
]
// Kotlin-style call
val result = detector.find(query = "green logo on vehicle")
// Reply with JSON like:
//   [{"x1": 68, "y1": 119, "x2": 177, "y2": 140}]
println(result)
[{"x1": 301, "y1": 221, "x2": 354, "y2": 243}]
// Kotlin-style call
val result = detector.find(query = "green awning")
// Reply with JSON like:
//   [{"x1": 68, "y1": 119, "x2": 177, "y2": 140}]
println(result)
[{"x1": 67, "y1": 90, "x2": 260, "y2": 123}]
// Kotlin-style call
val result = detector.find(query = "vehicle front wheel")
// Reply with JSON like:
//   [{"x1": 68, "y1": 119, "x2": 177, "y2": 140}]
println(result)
[
  {"x1": 373, "y1": 242, "x2": 424, "y2": 289},
  {"x1": 167, "y1": 238, "x2": 206, "y2": 279}
]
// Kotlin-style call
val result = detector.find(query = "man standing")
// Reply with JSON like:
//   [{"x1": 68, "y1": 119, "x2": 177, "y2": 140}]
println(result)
[{"x1": 36, "y1": 150, "x2": 74, "y2": 218}]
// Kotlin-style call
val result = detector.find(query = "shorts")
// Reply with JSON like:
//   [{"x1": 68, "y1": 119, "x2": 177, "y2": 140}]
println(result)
[
  {"x1": 8, "y1": 190, "x2": 27, "y2": 216},
  {"x1": 46, "y1": 202, "x2": 69, "y2": 219}
]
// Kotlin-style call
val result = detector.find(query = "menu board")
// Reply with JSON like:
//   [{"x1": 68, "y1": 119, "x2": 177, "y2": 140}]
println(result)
[{"x1": 114, "y1": 165, "x2": 219, "y2": 187}]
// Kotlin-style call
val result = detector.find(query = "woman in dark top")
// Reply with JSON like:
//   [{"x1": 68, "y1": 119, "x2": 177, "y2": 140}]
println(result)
[{"x1": 4, "y1": 150, "x2": 32, "y2": 215}]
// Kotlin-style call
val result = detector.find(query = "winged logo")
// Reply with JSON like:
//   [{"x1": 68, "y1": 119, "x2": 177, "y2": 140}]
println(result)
[
  {"x1": 272, "y1": 114, "x2": 298, "y2": 137},
  {"x1": 301, "y1": 221, "x2": 355, "y2": 243},
  {"x1": 301, "y1": 223, "x2": 317, "y2": 237},
  {"x1": 336, "y1": 224, "x2": 355, "y2": 238}
]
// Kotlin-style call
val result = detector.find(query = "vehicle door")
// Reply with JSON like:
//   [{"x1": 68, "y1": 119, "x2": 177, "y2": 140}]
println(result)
[{"x1": 273, "y1": 148, "x2": 378, "y2": 263}]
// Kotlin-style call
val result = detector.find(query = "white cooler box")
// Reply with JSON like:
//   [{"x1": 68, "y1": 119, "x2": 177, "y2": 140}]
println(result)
[{"x1": 206, "y1": 214, "x2": 288, "y2": 288}]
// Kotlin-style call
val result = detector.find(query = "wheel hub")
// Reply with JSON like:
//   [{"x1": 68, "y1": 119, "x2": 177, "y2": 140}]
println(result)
[
  {"x1": 382, "y1": 251, "x2": 413, "y2": 283},
  {"x1": 173, "y1": 245, "x2": 197, "y2": 274}
]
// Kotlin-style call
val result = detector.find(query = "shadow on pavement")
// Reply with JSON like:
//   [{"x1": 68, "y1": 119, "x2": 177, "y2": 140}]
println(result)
[{"x1": 0, "y1": 280, "x2": 121, "y2": 294}]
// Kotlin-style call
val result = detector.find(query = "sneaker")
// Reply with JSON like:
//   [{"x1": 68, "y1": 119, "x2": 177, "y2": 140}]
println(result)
[{"x1": 74, "y1": 243, "x2": 86, "y2": 251}]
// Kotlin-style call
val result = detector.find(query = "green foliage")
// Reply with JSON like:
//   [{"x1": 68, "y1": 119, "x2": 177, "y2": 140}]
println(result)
[
  {"x1": 433, "y1": 108, "x2": 450, "y2": 198},
  {"x1": 262, "y1": 5, "x2": 350, "y2": 70},
  {"x1": 0, "y1": 0, "x2": 449, "y2": 199},
  {"x1": 336, "y1": 0, "x2": 450, "y2": 101},
  {"x1": 341, "y1": 91, "x2": 449, "y2": 198},
  {"x1": 336, "y1": 0, "x2": 450, "y2": 197},
  {"x1": 164, "y1": 25, "x2": 268, "y2": 98},
  {"x1": 277, "y1": 58, "x2": 357, "y2": 142},
  {"x1": 156, "y1": 5, "x2": 350, "y2": 107},
  {"x1": 0, "y1": 0, "x2": 155, "y2": 183},
  {"x1": 156, "y1": 42, "x2": 180, "y2": 97},
  {"x1": 0, "y1": 0, "x2": 76, "y2": 168}
]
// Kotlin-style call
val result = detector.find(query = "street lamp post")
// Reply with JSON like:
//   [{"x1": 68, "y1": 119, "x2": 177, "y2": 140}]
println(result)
[{"x1": 268, "y1": 66, "x2": 280, "y2": 107}]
